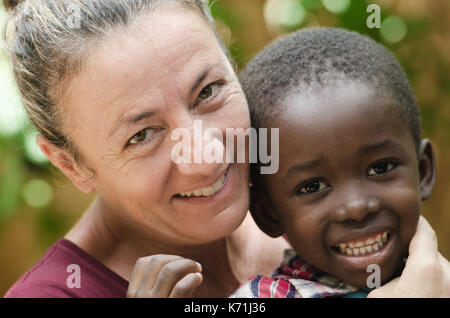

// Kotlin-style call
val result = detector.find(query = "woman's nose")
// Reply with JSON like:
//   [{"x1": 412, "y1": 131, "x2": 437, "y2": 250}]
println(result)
[
  {"x1": 171, "y1": 124, "x2": 227, "y2": 177},
  {"x1": 332, "y1": 191, "x2": 381, "y2": 223}
]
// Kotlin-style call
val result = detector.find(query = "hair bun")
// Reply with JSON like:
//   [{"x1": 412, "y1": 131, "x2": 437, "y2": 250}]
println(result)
[{"x1": 3, "y1": 0, "x2": 22, "y2": 10}]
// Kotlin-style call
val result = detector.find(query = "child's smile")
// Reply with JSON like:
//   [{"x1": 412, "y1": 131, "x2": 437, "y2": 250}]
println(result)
[
  {"x1": 329, "y1": 225, "x2": 396, "y2": 272},
  {"x1": 253, "y1": 80, "x2": 434, "y2": 288}
]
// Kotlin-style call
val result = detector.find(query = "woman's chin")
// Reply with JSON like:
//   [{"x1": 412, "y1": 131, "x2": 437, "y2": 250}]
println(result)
[{"x1": 190, "y1": 200, "x2": 250, "y2": 244}]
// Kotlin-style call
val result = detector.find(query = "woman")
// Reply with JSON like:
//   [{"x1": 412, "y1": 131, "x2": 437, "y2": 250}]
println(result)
[{"x1": 3, "y1": 0, "x2": 449, "y2": 298}]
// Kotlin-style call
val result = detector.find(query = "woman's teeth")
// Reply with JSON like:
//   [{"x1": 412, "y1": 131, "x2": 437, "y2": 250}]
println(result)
[
  {"x1": 178, "y1": 174, "x2": 226, "y2": 198},
  {"x1": 335, "y1": 232, "x2": 389, "y2": 257}
]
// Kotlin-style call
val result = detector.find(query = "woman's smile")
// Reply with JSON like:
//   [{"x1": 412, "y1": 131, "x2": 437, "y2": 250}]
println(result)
[
  {"x1": 171, "y1": 163, "x2": 239, "y2": 213},
  {"x1": 175, "y1": 164, "x2": 230, "y2": 198}
]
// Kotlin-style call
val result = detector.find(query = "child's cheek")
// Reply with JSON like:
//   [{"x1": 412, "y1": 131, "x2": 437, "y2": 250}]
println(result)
[
  {"x1": 385, "y1": 183, "x2": 421, "y2": 247},
  {"x1": 284, "y1": 216, "x2": 327, "y2": 263}
]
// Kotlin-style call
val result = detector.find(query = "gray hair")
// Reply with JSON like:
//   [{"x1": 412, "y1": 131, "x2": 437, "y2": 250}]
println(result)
[{"x1": 3, "y1": 0, "x2": 221, "y2": 161}]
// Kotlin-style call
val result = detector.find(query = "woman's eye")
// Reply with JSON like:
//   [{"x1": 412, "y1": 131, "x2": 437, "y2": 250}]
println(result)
[
  {"x1": 197, "y1": 81, "x2": 223, "y2": 102},
  {"x1": 367, "y1": 161, "x2": 397, "y2": 176},
  {"x1": 297, "y1": 180, "x2": 330, "y2": 195},
  {"x1": 127, "y1": 128, "x2": 155, "y2": 147},
  {"x1": 199, "y1": 85, "x2": 213, "y2": 100}
]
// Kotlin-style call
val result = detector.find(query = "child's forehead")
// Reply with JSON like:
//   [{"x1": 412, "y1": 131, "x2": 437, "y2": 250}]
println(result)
[
  {"x1": 278, "y1": 80, "x2": 398, "y2": 127},
  {"x1": 269, "y1": 80, "x2": 416, "y2": 157}
]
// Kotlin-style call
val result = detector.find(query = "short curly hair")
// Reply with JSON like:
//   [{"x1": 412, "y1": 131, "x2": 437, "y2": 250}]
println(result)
[{"x1": 239, "y1": 27, "x2": 421, "y2": 151}]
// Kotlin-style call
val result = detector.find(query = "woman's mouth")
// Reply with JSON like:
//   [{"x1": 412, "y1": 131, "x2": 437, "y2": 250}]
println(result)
[
  {"x1": 333, "y1": 231, "x2": 390, "y2": 257},
  {"x1": 174, "y1": 165, "x2": 230, "y2": 200},
  {"x1": 177, "y1": 173, "x2": 227, "y2": 198},
  {"x1": 174, "y1": 165, "x2": 231, "y2": 203}
]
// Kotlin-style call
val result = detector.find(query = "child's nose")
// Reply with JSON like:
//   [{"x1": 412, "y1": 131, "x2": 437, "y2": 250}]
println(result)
[{"x1": 332, "y1": 195, "x2": 381, "y2": 223}]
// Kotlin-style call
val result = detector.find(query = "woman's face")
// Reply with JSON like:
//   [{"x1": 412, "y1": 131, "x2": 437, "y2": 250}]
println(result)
[{"x1": 60, "y1": 7, "x2": 251, "y2": 246}]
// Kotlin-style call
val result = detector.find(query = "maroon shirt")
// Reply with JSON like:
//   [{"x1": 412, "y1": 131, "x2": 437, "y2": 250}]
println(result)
[{"x1": 4, "y1": 239, "x2": 128, "y2": 298}]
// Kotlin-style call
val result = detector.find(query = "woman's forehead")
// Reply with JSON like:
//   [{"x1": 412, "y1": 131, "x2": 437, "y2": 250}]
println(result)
[
  {"x1": 87, "y1": 7, "x2": 223, "y2": 78},
  {"x1": 60, "y1": 7, "x2": 229, "y2": 125}
]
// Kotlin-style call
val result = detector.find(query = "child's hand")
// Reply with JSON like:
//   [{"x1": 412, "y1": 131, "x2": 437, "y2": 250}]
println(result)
[
  {"x1": 126, "y1": 254, "x2": 203, "y2": 298},
  {"x1": 368, "y1": 216, "x2": 450, "y2": 297}
]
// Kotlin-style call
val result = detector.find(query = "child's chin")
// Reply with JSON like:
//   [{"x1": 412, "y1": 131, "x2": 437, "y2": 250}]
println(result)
[{"x1": 337, "y1": 265, "x2": 399, "y2": 290}]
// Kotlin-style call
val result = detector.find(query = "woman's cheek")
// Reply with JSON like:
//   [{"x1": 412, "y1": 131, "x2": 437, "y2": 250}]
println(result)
[{"x1": 221, "y1": 87, "x2": 250, "y2": 127}]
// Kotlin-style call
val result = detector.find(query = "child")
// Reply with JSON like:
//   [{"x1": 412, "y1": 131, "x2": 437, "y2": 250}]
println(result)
[{"x1": 232, "y1": 27, "x2": 436, "y2": 298}]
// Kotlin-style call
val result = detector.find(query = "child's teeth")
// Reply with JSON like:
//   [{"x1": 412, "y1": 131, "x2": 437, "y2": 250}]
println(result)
[
  {"x1": 335, "y1": 231, "x2": 389, "y2": 256},
  {"x1": 366, "y1": 238, "x2": 375, "y2": 245},
  {"x1": 178, "y1": 172, "x2": 226, "y2": 198}
]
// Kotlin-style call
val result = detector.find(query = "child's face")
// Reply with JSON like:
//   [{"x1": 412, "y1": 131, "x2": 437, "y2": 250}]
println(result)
[{"x1": 254, "y1": 81, "x2": 435, "y2": 288}]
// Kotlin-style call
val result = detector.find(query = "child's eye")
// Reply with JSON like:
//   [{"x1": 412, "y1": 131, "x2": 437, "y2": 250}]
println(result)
[
  {"x1": 367, "y1": 161, "x2": 397, "y2": 176},
  {"x1": 297, "y1": 180, "x2": 330, "y2": 195}
]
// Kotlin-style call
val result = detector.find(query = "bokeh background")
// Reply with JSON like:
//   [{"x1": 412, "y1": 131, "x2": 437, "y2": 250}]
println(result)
[{"x1": 0, "y1": 0, "x2": 449, "y2": 296}]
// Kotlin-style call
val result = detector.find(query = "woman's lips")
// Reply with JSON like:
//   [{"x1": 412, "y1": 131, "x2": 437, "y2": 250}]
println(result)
[
  {"x1": 172, "y1": 164, "x2": 232, "y2": 204},
  {"x1": 177, "y1": 169, "x2": 228, "y2": 198}
]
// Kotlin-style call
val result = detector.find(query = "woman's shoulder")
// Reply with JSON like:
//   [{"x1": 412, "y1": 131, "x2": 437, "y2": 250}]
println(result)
[{"x1": 4, "y1": 239, "x2": 128, "y2": 298}]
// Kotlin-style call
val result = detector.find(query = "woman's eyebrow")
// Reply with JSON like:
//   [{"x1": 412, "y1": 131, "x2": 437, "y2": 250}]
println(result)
[
  {"x1": 108, "y1": 63, "x2": 223, "y2": 140},
  {"x1": 109, "y1": 110, "x2": 157, "y2": 139},
  {"x1": 190, "y1": 62, "x2": 222, "y2": 95}
]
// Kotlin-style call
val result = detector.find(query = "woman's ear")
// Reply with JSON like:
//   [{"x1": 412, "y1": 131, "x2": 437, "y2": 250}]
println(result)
[
  {"x1": 418, "y1": 139, "x2": 436, "y2": 201},
  {"x1": 249, "y1": 186, "x2": 284, "y2": 238},
  {"x1": 36, "y1": 134, "x2": 96, "y2": 194}
]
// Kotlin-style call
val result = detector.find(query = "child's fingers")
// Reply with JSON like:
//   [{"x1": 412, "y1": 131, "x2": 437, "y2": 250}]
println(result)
[
  {"x1": 169, "y1": 272, "x2": 203, "y2": 298},
  {"x1": 148, "y1": 258, "x2": 202, "y2": 297},
  {"x1": 127, "y1": 254, "x2": 182, "y2": 298}
]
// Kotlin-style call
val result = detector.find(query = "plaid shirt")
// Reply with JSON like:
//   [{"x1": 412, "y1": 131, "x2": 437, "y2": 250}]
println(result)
[{"x1": 231, "y1": 249, "x2": 363, "y2": 298}]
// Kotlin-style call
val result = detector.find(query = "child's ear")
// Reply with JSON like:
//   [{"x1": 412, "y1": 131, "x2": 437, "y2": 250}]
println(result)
[
  {"x1": 418, "y1": 139, "x2": 436, "y2": 201},
  {"x1": 249, "y1": 186, "x2": 284, "y2": 238}
]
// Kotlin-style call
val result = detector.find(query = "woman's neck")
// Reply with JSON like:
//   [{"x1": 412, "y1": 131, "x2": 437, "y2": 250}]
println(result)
[{"x1": 65, "y1": 196, "x2": 275, "y2": 297}]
